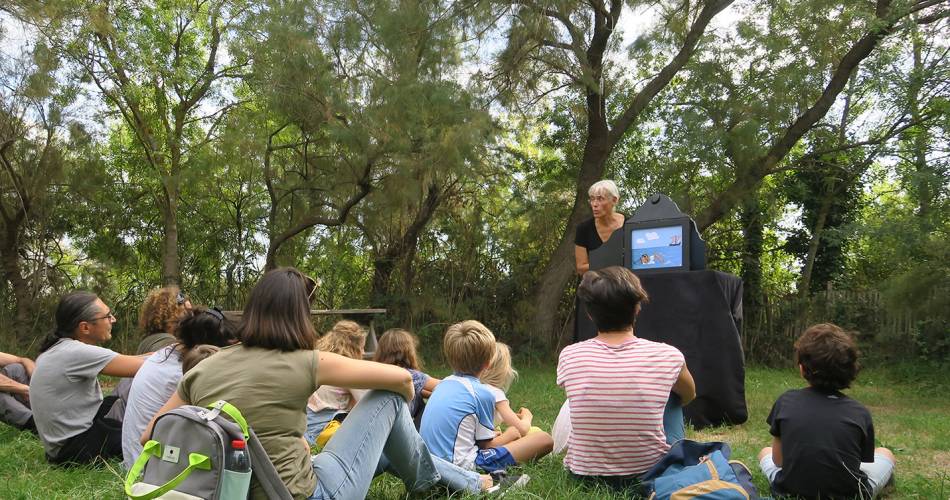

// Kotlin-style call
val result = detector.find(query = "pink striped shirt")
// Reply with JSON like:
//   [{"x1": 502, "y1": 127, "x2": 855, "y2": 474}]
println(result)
[{"x1": 556, "y1": 337, "x2": 684, "y2": 476}]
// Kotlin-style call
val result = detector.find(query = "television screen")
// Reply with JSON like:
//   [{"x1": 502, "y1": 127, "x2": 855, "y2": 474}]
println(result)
[{"x1": 631, "y1": 225, "x2": 684, "y2": 270}]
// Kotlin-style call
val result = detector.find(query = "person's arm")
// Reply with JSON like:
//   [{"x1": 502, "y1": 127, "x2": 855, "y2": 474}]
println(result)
[
  {"x1": 421, "y1": 376, "x2": 440, "y2": 398},
  {"x1": 316, "y1": 352, "x2": 413, "y2": 402},
  {"x1": 771, "y1": 436, "x2": 783, "y2": 467},
  {"x1": 102, "y1": 354, "x2": 146, "y2": 378},
  {"x1": 574, "y1": 245, "x2": 589, "y2": 275},
  {"x1": 672, "y1": 362, "x2": 696, "y2": 405},
  {"x1": 0, "y1": 352, "x2": 35, "y2": 377},
  {"x1": 140, "y1": 392, "x2": 188, "y2": 445},
  {"x1": 0, "y1": 372, "x2": 29, "y2": 396},
  {"x1": 496, "y1": 400, "x2": 532, "y2": 437}
]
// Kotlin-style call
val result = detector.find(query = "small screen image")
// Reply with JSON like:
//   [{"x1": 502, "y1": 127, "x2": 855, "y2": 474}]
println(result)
[{"x1": 631, "y1": 225, "x2": 683, "y2": 270}]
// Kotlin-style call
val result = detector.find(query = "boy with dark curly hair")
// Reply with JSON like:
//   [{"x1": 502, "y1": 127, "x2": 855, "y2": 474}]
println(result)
[{"x1": 758, "y1": 323, "x2": 895, "y2": 499}]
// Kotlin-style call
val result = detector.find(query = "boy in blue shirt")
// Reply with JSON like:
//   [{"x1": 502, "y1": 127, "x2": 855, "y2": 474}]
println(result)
[{"x1": 420, "y1": 320, "x2": 553, "y2": 473}]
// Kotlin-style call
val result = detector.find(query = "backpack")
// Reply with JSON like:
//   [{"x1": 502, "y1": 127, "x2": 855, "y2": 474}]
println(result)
[
  {"x1": 124, "y1": 400, "x2": 294, "y2": 500},
  {"x1": 640, "y1": 440, "x2": 760, "y2": 500}
]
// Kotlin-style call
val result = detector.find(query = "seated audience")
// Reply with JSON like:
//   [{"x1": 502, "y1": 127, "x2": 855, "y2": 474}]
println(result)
[
  {"x1": 480, "y1": 342, "x2": 548, "y2": 446},
  {"x1": 373, "y1": 328, "x2": 440, "y2": 426},
  {"x1": 0, "y1": 351, "x2": 35, "y2": 431},
  {"x1": 421, "y1": 321, "x2": 552, "y2": 474},
  {"x1": 136, "y1": 286, "x2": 193, "y2": 355},
  {"x1": 142, "y1": 267, "x2": 493, "y2": 499},
  {"x1": 30, "y1": 292, "x2": 146, "y2": 465},
  {"x1": 557, "y1": 266, "x2": 695, "y2": 490},
  {"x1": 758, "y1": 323, "x2": 896, "y2": 499},
  {"x1": 121, "y1": 307, "x2": 234, "y2": 469},
  {"x1": 304, "y1": 320, "x2": 367, "y2": 445}
]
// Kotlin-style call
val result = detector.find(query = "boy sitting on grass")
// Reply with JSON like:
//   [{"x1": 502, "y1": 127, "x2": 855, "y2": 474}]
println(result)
[
  {"x1": 758, "y1": 323, "x2": 896, "y2": 499},
  {"x1": 420, "y1": 320, "x2": 553, "y2": 475}
]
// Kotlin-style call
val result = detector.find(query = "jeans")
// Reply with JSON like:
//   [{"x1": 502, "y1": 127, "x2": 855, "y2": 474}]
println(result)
[
  {"x1": 0, "y1": 363, "x2": 32, "y2": 429},
  {"x1": 304, "y1": 407, "x2": 338, "y2": 445},
  {"x1": 309, "y1": 390, "x2": 482, "y2": 499},
  {"x1": 662, "y1": 394, "x2": 685, "y2": 445}
]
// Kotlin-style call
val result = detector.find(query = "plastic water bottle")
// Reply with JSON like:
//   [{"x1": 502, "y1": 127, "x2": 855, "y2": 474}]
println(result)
[{"x1": 227, "y1": 439, "x2": 250, "y2": 473}]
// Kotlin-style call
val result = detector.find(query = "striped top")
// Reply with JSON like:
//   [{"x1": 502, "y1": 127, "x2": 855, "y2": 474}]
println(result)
[{"x1": 556, "y1": 337, "x2": 684, "y2": 476}]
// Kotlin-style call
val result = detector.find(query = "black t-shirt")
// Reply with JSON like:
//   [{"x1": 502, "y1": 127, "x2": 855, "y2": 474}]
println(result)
[
  {"x1": 767, "y1": 387, "x2": 875, "y2": 499},
  {"x1": 574, "y1": 215, "x2": 625, "y2": 252}
]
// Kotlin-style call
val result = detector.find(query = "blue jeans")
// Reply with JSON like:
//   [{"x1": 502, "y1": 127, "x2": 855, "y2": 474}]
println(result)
[
  {"x1": 309, "y1": 390, "x2": 482, "y2": 499},
  {"x1": 663, "y1": 394, "x2": 685, "y2": 445},
  {"x1": 304, "y1": 407, "x2": 338, "y2": 445}
]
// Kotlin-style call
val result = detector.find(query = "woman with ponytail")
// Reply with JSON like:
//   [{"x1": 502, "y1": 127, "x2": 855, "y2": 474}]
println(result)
[
  {"x1": 29, "y1": 292, "x2": 148, "y2": 465},
  {"x1": 121, "y1": 307, "x2": 236, "y2": 470}
]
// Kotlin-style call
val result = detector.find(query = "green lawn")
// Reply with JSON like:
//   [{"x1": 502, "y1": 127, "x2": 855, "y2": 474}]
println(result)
[{"x1": 1, "y1": 364, "x2": 947, "y2": 499}]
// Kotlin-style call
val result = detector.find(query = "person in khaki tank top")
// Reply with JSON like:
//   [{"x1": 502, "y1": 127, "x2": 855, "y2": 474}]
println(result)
[{"x1": 142, "y1": 267, "x2": 496, "y2": 499}]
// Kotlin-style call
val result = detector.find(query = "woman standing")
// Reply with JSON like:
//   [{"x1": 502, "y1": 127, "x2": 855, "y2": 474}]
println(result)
[
  {"x1": 30, "y1": 292, "x2": 146, "y2": 464},
  {"x1": 142, "y1": 268, "x2": 492, "y2": 499},
  {"x1": 574, "y1": 180, "x2": 625, "y2": 275}
]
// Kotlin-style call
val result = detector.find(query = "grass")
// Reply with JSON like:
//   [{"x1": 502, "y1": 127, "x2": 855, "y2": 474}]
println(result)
[{"x1": 1, "y1": 363, "x2": 948, "y2": 499}]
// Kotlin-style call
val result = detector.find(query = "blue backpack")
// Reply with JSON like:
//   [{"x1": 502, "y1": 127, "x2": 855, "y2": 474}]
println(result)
[{"x1": 640, "y1": 440, "x2": 760, "y2": 500}]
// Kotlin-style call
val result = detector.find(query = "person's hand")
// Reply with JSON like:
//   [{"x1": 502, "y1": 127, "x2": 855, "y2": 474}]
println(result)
[
  {"x1": 518, "y1": 407, "x2": 533, "y2": 423},
  {"x1": 494, "y1": 429, "x2": 502, "y2": 438}
]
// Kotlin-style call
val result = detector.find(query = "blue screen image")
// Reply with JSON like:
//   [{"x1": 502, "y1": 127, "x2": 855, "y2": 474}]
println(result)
[{"x1": 631, "y1": 225, "x2": 683, "y2": 270}]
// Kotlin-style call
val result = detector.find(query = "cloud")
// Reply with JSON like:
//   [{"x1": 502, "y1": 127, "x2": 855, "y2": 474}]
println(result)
[
  {"x1": 635, "y1": 238, "x2": 646, "y2": 245},
  {"x1": 645, "y1": 232, "x2": 660, "y2": 241}
]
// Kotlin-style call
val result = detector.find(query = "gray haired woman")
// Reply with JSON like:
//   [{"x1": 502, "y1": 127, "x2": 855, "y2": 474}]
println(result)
[{"x1": 574, "y1": 180, "x2": 625, "y2": 275}]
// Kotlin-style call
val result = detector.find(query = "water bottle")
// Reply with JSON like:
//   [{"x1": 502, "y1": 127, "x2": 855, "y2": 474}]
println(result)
[{"x1": 227, "y1": 439, "x2": 250, "y2": 473}]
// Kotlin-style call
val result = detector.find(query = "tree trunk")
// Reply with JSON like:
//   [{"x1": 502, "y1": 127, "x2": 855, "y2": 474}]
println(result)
[
  {"x1": 370, "y1": 182, "x2": 443, "y2": 309},
  {"x1": 908, "y1": 28, "x2": 933, "y2": 219},
  {"x1": 799, "y1": 193, "x2": 833, "y2": 297},
  {"x1": 739, "y1": 193, "x2": 764, "y2": 314},
  {"x1": 161, "y1": 187, "x2": 181, "y2": 286},
  {"x1": 0, "y1": 225, "x2": 31, "y2": 345},
  {"x1": 530, "y1": 128, "x2": 610, "y2": 348}
]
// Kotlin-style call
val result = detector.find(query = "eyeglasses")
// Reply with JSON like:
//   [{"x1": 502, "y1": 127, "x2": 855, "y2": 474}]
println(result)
[{"x1": 88, "y1": 310, "x2": 115, "y2": 323}]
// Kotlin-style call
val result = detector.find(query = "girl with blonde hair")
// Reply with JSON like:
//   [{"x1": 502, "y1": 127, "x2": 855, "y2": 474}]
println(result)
[
  {"x1": 480, "y1": 342, "x2": 544, "y2": 444},
  {"x1": 305, "y1": 320, "x2": 368, "y2": 444}
]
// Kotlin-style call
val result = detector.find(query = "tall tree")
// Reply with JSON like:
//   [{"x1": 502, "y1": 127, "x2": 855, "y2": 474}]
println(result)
[
  {"x1": 493, "y1": 0, "x2": 736, "y2": 345},
  {"x1": 0, "y1": 36, "x2": 73, "y2": 342},
  {"x1": 31, "y1": 0, "x2": 250, "y2": 285}
]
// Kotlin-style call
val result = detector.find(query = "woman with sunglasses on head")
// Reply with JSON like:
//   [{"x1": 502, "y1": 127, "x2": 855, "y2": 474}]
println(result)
[
  {"x1": 142, "y1": 267, "x2": 495, "y2": 499},
  {"x1": 135, "y1": 286, "x2": 193, "y2": 355},
  {"x1": 121, "y1": 306, "x2": 237, "y2": 470},
  {"x1": 29, "y1": 292, "x2": 149, "y2": 465}
]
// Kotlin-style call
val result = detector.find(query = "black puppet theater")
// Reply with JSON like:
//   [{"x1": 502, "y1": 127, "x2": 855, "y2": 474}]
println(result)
[{"x1": 575, "y1": 194, "x2": 747, "y2": 429}]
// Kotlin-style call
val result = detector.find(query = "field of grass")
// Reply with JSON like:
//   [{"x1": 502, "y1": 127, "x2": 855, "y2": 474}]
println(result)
[{"x1": 1, "y1": 363, "x2": 947, "y2": 499}]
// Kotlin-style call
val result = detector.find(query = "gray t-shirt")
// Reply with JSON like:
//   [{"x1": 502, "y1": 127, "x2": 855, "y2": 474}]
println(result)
[
  {"x1": 30, "y1": 338, "x2": 118, "y2": 458},
  {"x1": 121, "y1": 346, "x2": 182, "y2": 470}
]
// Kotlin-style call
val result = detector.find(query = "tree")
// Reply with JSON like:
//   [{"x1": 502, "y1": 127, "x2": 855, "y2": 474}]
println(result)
[
  {"x1": 0, "y1": 35, "x2": 74, "y2": 342},
  {"x1": 30, "y1": 0, "x2": 251, "y2": 285},
  {"x1": 492, "y1": 0, "x2": 736, "y2": 346}
]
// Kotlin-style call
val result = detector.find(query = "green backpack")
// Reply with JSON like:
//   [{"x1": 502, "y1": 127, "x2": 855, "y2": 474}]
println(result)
[{"x1": 124, "y1": 400, "x2": 292, "y2": 500}]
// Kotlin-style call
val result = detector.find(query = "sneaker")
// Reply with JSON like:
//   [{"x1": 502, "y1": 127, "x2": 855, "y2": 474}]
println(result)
[{"x1": 487, "y1": 470, "x2": 530, "y2": 496}]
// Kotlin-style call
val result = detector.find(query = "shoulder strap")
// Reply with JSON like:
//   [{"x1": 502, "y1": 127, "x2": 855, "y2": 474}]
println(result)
[{"x1": 247, "y1": 427, "x2": 295, "y2": 500}]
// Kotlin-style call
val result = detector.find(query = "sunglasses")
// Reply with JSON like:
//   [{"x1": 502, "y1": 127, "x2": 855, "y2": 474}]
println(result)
[
  {"x1": 304, "y1": 275, "x2": 320, "y2": 301},
  {"x1": 205, "y1": 306, "x2": 225, "y2": 323},
  {"x1": 176, "y1": 291, "x2": 188, "y2": 305}
]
